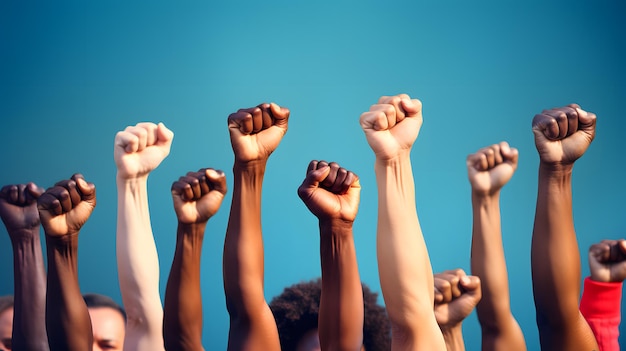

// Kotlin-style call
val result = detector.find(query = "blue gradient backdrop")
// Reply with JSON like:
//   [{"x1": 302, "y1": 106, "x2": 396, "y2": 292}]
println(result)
[{"x1": 1, "y1": 1, "x2": 625, "y2": 349}]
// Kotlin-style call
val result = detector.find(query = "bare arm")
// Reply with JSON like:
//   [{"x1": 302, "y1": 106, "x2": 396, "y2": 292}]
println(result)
[
  {"x1": 360, "y1": 94, "x2": 445, "y2": 350},
  {"x1": 467, "y1": 142, "x2": 526, "y2": 351},
  {"x1": 0, "y1": 183, "x2": 49, "y2": 351},
  {"x1": 298, "y1": 161, "x2": 363, "y2": 351},
  {"x1": 530, "y1": 105, "x2": 598, "y2": 350},
  {"x1": 39, "y1": 174, "x2": 96, "y2": 351},
  {"x1": 115, "y1": 122, "x2": 173, "y2": 351},
  {"x1": 164, "y1": 169, "x2": 227, "y2": 351},
  {"x1": 223, "y1": 103, "x2": 288, "y2": 351}
]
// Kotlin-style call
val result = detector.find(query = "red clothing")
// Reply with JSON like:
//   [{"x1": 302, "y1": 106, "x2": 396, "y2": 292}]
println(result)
[{"x1": 580, "y1": 277, "x2": 622, "y2": 351}]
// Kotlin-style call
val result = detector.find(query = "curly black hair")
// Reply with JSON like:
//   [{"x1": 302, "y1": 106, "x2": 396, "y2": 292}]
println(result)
[{"x1": 269, "y1": 278, "x2": 391, "y2": 351}]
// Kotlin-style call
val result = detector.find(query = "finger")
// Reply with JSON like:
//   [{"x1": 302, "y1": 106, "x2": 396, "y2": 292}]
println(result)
[
  {"x1": 575, "y1": 107, "x2": 597, "y2": 139},
  {"x1": 65, "y1": 179, "x2": 83, "y2": 209},
  {"x1": 135, "y1": 122, "x2": 158, "y2": 146},
  {"x1": 0, "y1": 185, "x2": 17, "y2": 203},
  {"x1": 156, "y1": 122, "x2": 175, "y2": 147},
  {"x1": 459, "y1": 275, "x2": 482, "y2": 299},
  {"x1": 484, "y1": 147, "x2": 495, "y2": 169},
  {"x1": 401, "y1": 98, "x2": 422, "y2": 117},
  {"x1": 554, "y1": 105, "x2": 578, "y2": 138},
  {"x1": 369, "y1": 104, "x2": 396, "y2": 129},
  {"x1": 182, "y1": 174, "x2": 202, "y2": 200},
  {"x1": 619, "y1": 240, "x2": 626, "y2": 255},
  {"x1": 229, "y1": 108, "x2": 258, "y2": 135},
  {"x1": 73, "y1": 174, "x2": 96, "y2": 205},
  {"x1": 252, "y1": 103, "x2": 267, "y2": 133},
  {"x1": 532, "y1": 113, "x2": 560, "y2": 140},
  {"x1": 360, "y1": 110, "x2": 388, "y2": 132},
  {"x1": 15, "y1": 184, "x2": 26, "y2": 205},
  {"x1": 125, "y1": 125, "x2": 149, "y2": 152},
  {"x1": 297, "y1": 165, "x2": 331, "y2": 201},
  {"x1": 171, "y1": 181, "x2": 193, "y2": 201},
  {"x1": 205, "y1": 168, "x2": 227, "y2": 195},
  {"x1": 329, "y1": 166, "x2": 350, "y2": 194},
  {"x1": 433, "y1": 277, "x2": 452, "y2": 303},
  {"x1": 306, "y1": 160, "x2": 319, "y2": 176},
  {"x1": 321, "y1": 162, "x2": 340, "y2": 189},
  {"x1": 269, "y1": 102, "x2": 290, "y2": 127},
  {"x1": 38, "y1": 192, "x2": 63, "y2": 216},
  {"x1": 491, "y1": 144, "x2": 503, "y2": 165},
  {"x1": 378, "y1": 95, "x2": 406, "y2": 123},
  {"x1": 25, "y1": 182, "x2": 44, "y2": 202},
  {"x1": 115, "y1": 130, "x2": 139, "y2": 153}
]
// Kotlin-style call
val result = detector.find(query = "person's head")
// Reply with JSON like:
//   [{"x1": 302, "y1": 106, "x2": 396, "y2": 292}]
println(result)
[
  {"x1": 0, "y1": 296, "x2": 14, "y2": 351},
  {"x1": 83, "y1": 294, "x2": 126, "y2": 351},
  {"x1": 269, "y1": 278, "x2": 391, "y2": 351}
]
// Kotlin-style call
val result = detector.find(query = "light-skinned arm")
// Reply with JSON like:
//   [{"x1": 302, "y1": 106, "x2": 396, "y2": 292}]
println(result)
[
  {"x1": 114, "y1": 122, "x2": 174, "y2": 351},
  {"x1": 164, "y1": 168, "x2": 227, "y2": 351},
  {"x1": 223, "y1": 103, "x2": 289, "y2": 351},
  {"x1": 360, "y1": 94, "x2": 446, "y2": 350},
  {"x1": 467, "y1": 142, "x2": 527, "y2": 351},
  {"x1": 298, "y1": 160, "x2": 363, "y2": 351},
  {"x1": 530, "y1": 104, "x2": 598, "y2": 350}
]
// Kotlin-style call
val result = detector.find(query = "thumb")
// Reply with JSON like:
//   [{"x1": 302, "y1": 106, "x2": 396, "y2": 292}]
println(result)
[
  {"x1": 74, "y1": 175, "x2": 96, "y2": 206},
  {"x1": 157, "y1": 122, "x2": 175, "y2": 148},
  {"x1": 460, "y1": 275, "x2": 481, "y2": 298},
  {"x1": 297, "y1": 166, "x2": 330, "y2": 201}
]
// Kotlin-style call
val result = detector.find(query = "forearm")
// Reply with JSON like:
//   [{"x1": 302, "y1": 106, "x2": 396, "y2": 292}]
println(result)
[
  {"x1": 531, "y1": 165, "x2": 580, "y2": 323},
  {"x1": 223, "y1": 162, "x2": 280, "y2": 350},
  {"x1": 116, "y1": 176, "x2": 164, "y2": 347},
  {"x1": 223, "y1": 162, "x2": 267, "y2": 315},
  {"x1": 164, "y1": 222, "x2": 206, "y2": 351},
  {"x1": 374, "y1": 156, "x2": 443, "y2": 348},
  {"x1": 318, "y1": 219, "x2": 363, "y2": 351},
  {"x1": 45, "y1": 235, "x2": 92, "y2": 351},
  {"x1": 470, "y1": 194, "x2": 515, "y2": 330},
  {"x1": 441, "y1": 326, "x2": 465, "y2": 351},
  {"x1": 10, "y1": 230, "x2": 49, "y2": 351}
]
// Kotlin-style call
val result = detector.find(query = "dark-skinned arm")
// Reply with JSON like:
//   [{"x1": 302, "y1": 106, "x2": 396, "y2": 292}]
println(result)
[
  {"x1": 298, "y1": 160, "x2": 363, "y2": 351},
  {"x1": 39, "y1": 174, "x2": 96, "y2": 351},
  {"x1": 530, "y1": 105, "x2": 598, "y2": 350},
  {"x1": 0, "y1": 183, "x2": 49, "y2": 351},
  {"x1": 467, "y1": 142, "x2": 527, "y2": 351},
  {"x1": 164, "y1": 168, "x2": 227, "y2": 351},
  {"x1": 223, "y1": 103, "x2": 289, "y2": 351}
]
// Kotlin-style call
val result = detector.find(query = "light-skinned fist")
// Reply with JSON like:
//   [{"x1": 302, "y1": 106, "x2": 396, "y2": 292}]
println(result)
[
  {"x1": 360, "y1": 94, "x2": 423, "y2": 161},
  {"x1": 434, "y1": 269, "x2": 482, "y2": 330},
  {"x1": 114, "y1": 122, "x2": 174, "y2": 179}
]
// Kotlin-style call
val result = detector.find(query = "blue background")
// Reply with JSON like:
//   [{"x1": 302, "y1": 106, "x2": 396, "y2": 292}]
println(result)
[{"x1": 1, "y1": 1, "x2": 625, "y2": 349}]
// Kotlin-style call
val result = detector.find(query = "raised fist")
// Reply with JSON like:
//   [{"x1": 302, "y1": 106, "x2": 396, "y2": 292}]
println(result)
[
  {"x1": 37, "y1": 174, "x2": 96, "y2": 237},
  {"x1": 171, "y1": 168, "x2": 228, "y2": 224},
  {"x1": 297, "y1": 160, "x2": 361, "y2": 222},
  {"x1": 359, "y1": 94, "x2": 423, "y2": 160},
  {"x1": 0, "y1": 182, "x2": 44, "y2": 234},
  {"x1": 227, "y1": 102, "x2": 290, "y2": 163},
  {"x1": 588, "y1": 239, "x2": 626, "y2": 283},
  {"x1": 114, "y1": 122, "x2": 174, "y2": 179},
  {"x1": 467, "y1": 141, "x2": 518, "y2": 196},
  {"x1": 434, "y1": 269, "x2": 482, "y2": 330},
  {"x1": 532, "y1": 104, "x2": 596, "y2": 166}
]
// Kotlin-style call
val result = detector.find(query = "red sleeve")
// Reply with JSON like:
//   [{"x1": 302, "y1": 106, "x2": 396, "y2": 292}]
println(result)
[{"x1": 580, "y1": 276, "x2": 622, "y2": 351}]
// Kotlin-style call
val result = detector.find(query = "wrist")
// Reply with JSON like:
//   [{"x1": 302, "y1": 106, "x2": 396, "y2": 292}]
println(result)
[
  {"x1": 177, "y1": 221, "x2": 208, "y2": 236},
  {"x1": 319, "y1": 218, "x2": 354, "y2": 237},
  {"x1": 233, "y1": 159, "x2": 268, "y2": 173},
  {"x1": 538, "y1": 161, "x2": 574, "y2": 176},
  {"x1": 8, "y1": 228, "x2": 41, "y2": 244},
  {"x1": 441, "y1": 325, "x2": 465, "y2": 351},
  {"x1": 116, "y1": 174, "x2": 149, "y2": 188},
  {"x1": 374, "y1": 152, "x2": 412, "y2": 167}
]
